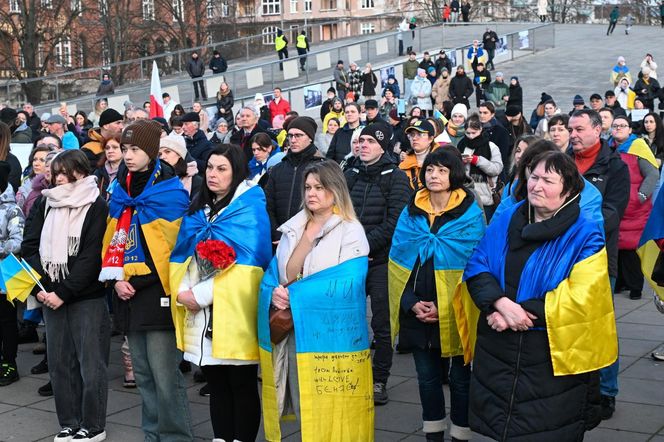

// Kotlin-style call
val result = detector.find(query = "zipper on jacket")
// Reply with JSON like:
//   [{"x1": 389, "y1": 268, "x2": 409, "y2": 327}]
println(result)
[
  {"x1": 287, "y1": 166, "x2": 298, "y2": 219},
  {"x1": 199, "y1": 308, "x2": 207, "y2": 367},
  {"x1": 359, "y1": 182, "x2": 371, "y2": 220},
  {"x1": 502, "y1": 333, "x2": 524, "y2": 442}
]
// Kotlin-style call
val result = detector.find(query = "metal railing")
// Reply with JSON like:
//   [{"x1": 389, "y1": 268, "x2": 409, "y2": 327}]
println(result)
[
  {"x1": 1, "y1": 9, "x2": 423, "y2": 105},
  {"x1": 26, "y1": 21, "x2": 554, "y2": 117}
]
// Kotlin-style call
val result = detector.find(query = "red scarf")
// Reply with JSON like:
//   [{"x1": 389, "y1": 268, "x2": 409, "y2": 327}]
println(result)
[
  {"x1": 100, "y1": 172, "x2": 133, "y2": 281},
  {"x1": 574, "y1": 141, "x2": 602, "y2": 175}
]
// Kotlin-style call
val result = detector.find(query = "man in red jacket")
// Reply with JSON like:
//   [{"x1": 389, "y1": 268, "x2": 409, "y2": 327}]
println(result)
[{"x1": 268, "y1": 87, "x2": 291, "y2": 124}]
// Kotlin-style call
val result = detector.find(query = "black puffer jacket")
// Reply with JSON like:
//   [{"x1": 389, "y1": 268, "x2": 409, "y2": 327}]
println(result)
[
  {"x1": 326, "y1": 123, "x2": 362, "y2": 164},
  {"x1": 567, "y1": 141, "x2": 629, "y2": 277},
  {"x1": 344, "y1": 153, "x2": 411, "y2": 266},
  {"x1": 112, "y1": 161, "x2": 182, "y2": 332},
  {"x1": 467, "y1": 201, "x2": 601, "y2": 442},
  {"x1": 22, "y1": 195, "x2": 108, "y2": 305},
  {"x1": 398, "y1": 191, "x2": 475, "y2": 350},
  {"x1": 265, "y1": 144, "x2": 325, "y2": 241}
]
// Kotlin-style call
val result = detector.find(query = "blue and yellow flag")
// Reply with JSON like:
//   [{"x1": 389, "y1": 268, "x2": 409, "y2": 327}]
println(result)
[
  {"x1": 454, "y1": 201, "x2": 618, "y2": 375},
  {"x1": 170, "y1": 184, "x2": 271, "y2": 361},
  {"x1": 388, "y1": 199, "x2": 485, "y2": 356},
  {"x1": 638, "y1": 185, "x2": 664, "y2": 303},
  {"x1": 101, "y1": 161, "x2": 190, "y2": 295},
  {"x1": 1, "y1": 253, "x2": 42, "y2": 303},
  {"x1": 258, "y1": 257, "x2": 374, "y2": 442}
]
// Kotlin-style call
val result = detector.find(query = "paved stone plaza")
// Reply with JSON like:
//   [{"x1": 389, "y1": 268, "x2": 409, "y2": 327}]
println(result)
[{"x1": 3, "y1": 22, "x2": 664, "y2": 442}]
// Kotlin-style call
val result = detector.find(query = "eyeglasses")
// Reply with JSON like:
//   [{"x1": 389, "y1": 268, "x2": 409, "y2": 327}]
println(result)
[
  {"x1": 611, "y1": 124, "x2": 629, "y2": 129},
  {"x1": 287, "y1": 133, "x2": 306, "y2": 139},
  {"x1": 36, "y1": 143, "x2": 58, "y2": 150},
  {"x1": 407, "y1": 132, "x2": 427, "y2": 140}
]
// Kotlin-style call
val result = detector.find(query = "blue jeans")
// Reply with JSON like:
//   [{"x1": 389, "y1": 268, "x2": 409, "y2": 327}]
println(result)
[
  {"x1": 44, "y1": 297, "x2": 110, "y2": 432},
  {"x1": 412, "y1": 349, "x2": 471, "y2": 439},
  {"x1": 127, "y1": 330, "x2": 192, "y2": 442},
  {"x1": 600, "y1": 276, "x2": 619, "y2": 397}
]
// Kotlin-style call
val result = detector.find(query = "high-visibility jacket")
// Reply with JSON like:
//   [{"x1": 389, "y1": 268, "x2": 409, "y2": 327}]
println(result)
[
  {"x1": 275, "y1": 35, "x2": 287, "y2": 51},
  {"x1": 296, "y1": 34, "x2": 308, "y2": 49}
]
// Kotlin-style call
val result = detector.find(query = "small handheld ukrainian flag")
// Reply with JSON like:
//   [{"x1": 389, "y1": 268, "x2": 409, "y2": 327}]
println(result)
[{"x1": 0, "y1": 254, "x2": 44, "y2": 303}]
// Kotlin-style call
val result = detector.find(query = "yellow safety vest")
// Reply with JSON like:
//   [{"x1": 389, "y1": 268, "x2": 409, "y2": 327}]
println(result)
[
  {"x1": 275, "y1": 35, "x2": 286, "y2": 51},
  {"x1": 296, "y1": 34, "x2": 307, "y2": 49}
]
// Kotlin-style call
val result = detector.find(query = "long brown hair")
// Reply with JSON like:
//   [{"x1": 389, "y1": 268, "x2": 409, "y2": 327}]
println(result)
[{"x1": 0, "y1": 122, "x2": 11, "y2": 161}]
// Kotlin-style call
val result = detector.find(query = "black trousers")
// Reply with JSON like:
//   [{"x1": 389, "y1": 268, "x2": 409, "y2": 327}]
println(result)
[
  {"x1": 607, "y1": 21, "x2": 617, "y2": 35},
  {"x1": 0, "y1": 296, "x2": 18, "y2": 364},
  {"x1": 617, "y1": 249, "x2": 644, "y2": 292},
  {"x1": 277, "y1": 48, "x2": 289, "y2": 70},
  {"x1": 192, "y1": 78, "x2": 207, "y2": 100},
  {"x1": 368, "y1": 264, "x2": 393, "y2": 385},
  {"x1": 486, "y1": 48, "x2": 495, "y2": 70},
  {"x1": 297, "y1": 48, "x2": 307, "y2": 70},
  {"x1": 201, "y1": 364, "x2": 261, "y2": 441}
]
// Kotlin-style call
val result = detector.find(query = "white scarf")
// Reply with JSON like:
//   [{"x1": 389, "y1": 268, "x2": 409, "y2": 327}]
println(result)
[{"x1": 39, "y1": 175, "x2": 100, "y2": 282}]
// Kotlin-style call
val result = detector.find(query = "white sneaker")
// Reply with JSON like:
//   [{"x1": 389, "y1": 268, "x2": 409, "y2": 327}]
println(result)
[
  {"x1": 54, "y1": 427, "x2": 77, "y2": 442},
  {"x1": 71, "y1": 428, "x2": 106, "y2": 442}
]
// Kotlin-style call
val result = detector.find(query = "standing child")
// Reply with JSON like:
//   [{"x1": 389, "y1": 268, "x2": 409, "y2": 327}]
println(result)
[{"x1": 0, "y1": 162, "x2": 25, "y2": 387}]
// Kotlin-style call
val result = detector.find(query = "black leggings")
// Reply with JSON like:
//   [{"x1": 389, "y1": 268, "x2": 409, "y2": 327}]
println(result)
[
  {"x1": 201, "y1": 364, "x2": 261, "y2": 441},
  {"x1": 0, "y1": 296, "x2": 18, "y2": 364}
]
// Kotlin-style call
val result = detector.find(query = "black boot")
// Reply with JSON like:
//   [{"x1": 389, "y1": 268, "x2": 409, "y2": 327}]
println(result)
[{"x1": 425, "y1": 431, "x2": 444, "y2": 442}]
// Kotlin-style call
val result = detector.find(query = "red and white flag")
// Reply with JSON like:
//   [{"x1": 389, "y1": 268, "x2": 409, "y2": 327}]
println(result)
[{"x1": 149, "y1": 60, "x2": 164, "y2": 119}]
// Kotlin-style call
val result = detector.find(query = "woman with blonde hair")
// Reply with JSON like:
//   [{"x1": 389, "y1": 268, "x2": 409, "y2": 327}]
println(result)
[{"x1": 258, "y1": 160, "x2": 374, "y2": 441}]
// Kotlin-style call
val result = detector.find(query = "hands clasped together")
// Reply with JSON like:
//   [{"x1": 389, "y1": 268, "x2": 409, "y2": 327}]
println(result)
[{"x1": 488, "y1": 297, "x2": 537, "y2": 332}]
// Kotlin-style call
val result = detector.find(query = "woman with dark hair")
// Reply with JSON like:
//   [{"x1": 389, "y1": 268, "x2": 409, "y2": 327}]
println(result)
[
  {"x1": 16, "y1": 142, "x2": 51, "y2": 215},
  {"x1": 639, "y1": 112, "x2": 664, "y2": 166},
  {"x1": 506, "y1": 76, "x2": 523, "y2": 112},
  {"x1": 456, "y1": 114, "x2": 503, "y2": 220},
  {"x1": 494, "y1": 139, "x2": 604, "y2": 224},
  {"x1": 248, "y1": 132, "x2": 280, "y2": 181},
  {"x1": 21, "y1": 149, "x2": 110, "y2": 442},
  {"x1": 169, "y1": 104, "x2": 186, "y2": 127},
  {"x1": 609, "y1": 115, "x2": 660, "y2": 299},
  {"x1": 171, "y1": 144, "x2": 271, "y2": 442},
  {"x1": 215, "y1": 82, "x2": 235, "y2": 126},
  {"x1": 0, "y1": 122, "x2": 23, "y2": 192},
  {"x1": 259, "y1": 160, "x2": 372, "y2": 440},
  {"x1": 72, "y1": 111, "x2": 93, "y2": 144},
  {"x1": 93, "y1": 137, "x2": 122, "y2": 201},
  {"x1": 389, "y1": 148, "x2": 485, "y2": 442},
  {"x1": 159, "y1": 134, "x2": 202, "y2": 199},
  {"x1": 547, "y1": 113, "x2": 571, "y2": 151},
  {"x1": 457, "y1": 151, "x2": 618, "y2": 441}
]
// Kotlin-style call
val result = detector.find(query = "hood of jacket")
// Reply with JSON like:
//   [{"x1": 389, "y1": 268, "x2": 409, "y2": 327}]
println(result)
[{"x1": 0, "y1": 182, "x2": 17, "y2": 205}]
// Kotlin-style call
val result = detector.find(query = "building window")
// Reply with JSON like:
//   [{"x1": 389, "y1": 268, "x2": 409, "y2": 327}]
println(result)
[
  {"x1": 142, "y1": 0, "x2": 155, "y2": 20},
  {"x1": 55, "y1": 38, "x2": 72, "y2": 67},
  {"x1": 9, "y1": 0, "x2": 21, "y2": 13},
  {"x1": 261, "y1": 0, "x2": 280, "y2": 16},
  {"x1": 206, "y1": 0, "x2": 215, "y2": 18},
  {"x1": 304, "y1": 0, "x2": 311, "y2": 11},
  {"x1": 172, "y1": 0, "x2": 183, "y2": 20},
  {"x1": 262, "y1": 26, "x2": 278, "y2": 45},
  {"x1": 18, "y1": 52, "x2": 25, "y2": 69},
  {"x1": 360, "y1": 22, "x2": 374, "y2": 34},
  {"x1": 78, "y1": 37, "x2": 85, "y2": 67},
  {"x1": 221, "y1": 2, "x2": 229, "y2": 16},
  {"x1": 321, "y1": 0, "x2": 336, "y2": 9},
  {"x1": 99, "y1": 0, "x2": 108, "y2": 15},
  {"x1": 101, "y1": 41, "x2": 110, "y2": 65},
  {"x1": 290, "y1": 0, "x2": 297, "y2": 13},
  {"x1": 71, "y1": 0, "x2": 81, "y2": 12},
  {"x1": 42, "y1": 0, "x2": 53, "y2": 7},
  {"x1": 360, "y1": 0, "x2": 374, "y2": 8}
]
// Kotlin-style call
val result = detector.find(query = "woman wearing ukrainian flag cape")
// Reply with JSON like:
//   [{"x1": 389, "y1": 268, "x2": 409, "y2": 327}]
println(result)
[
  {"x1": 257, "y1": 161, "x2": 372, "y2": 442},
  {"x1": 170, "y1": 145, "x2": 272, "y2": 442},
  {"x1": 388, "y1": 149, "x2": 485, "y2": 442},
  {"x1": 454, "y1": 151, "x2": 618, "y2": 441},
  {"x1": 608, "y1": 114, "x2": 659, "y2": 300}
]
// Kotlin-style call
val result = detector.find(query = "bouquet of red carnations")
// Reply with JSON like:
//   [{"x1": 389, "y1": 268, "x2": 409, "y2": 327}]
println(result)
[{"x1": 194, "y1": 239, "x2": 236, "y2": 282}]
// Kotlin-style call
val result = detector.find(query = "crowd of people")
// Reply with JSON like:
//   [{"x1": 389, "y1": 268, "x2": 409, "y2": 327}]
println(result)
[{"x1": 0, "y1": 28, "x2": 664, "y2": 442}]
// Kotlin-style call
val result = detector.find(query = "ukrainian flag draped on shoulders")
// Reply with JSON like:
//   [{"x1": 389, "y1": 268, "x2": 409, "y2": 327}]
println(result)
[
  {"x1": 258, "y1": 256, "x2": 373, "y2": 442},
  {"x1": 100, "y1": 160, "x2": 189, "y2": 296},
  {"x1": 170, "y1": 183, "x2": 271, "y2": 361},
  {"x1": 453, "y1": 200, "x2": 618, "y2": 376},
  {"x1": 388, "y1": 189, "x2": 486, "y2": 356},
  {"x1": 638, "y1": 184, "x2": 664, "y2": 304}
]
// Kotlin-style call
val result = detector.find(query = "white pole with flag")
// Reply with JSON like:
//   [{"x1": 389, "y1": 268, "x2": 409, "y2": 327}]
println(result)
[{"x1": 149, "y1": 60, "x2": 165, "y2": 119}]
